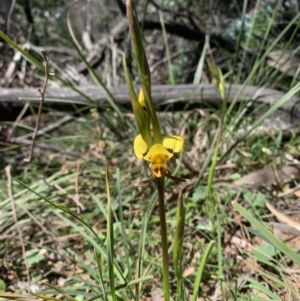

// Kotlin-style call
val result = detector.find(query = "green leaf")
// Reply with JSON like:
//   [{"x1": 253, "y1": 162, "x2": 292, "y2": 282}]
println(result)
[
  {"x1": 173, "y1": 190, "x2": 185, "y2": 297},
  {"x1": 253, "y1": 244, "x2": 277, "y2": 259},
  {"x1": 25, "y1": 249, "x2": 45, "y2": 266},
  {"x1": 244, "y1": 276, "x2": 281, "y2": 300},
  {"x1": 0, "y1": 279, "x2": 6, "y2": 293},
  {"x1": 105, "y1": 165, "x2": 116, "y2": 301},
  {"x1": 233, "y1": 202, "x2": 300, "y2": 265},
  {"x1": 123, "y1": 55, "x2": 151, "y2": 147},
  {"x1": 229, "y1": 173, "x2": 240, "y2": 180},
  {"x1": 191, "y1": 240, "x2": 214, "y2": 301},
  {"x1": 192, "y1": 186, "x2": 207, "y2": 202}
]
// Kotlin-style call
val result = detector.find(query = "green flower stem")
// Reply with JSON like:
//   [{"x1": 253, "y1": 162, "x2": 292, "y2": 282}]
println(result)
[
  {"x1": 126, "y1": 0, "x2": 162, "y2": 144},
  {"x1": 142, "y1": 87, "x2": 162, "y2": 144},
  {"x1": 156, "y1": 177, "x2": 170, "y2": 301}
]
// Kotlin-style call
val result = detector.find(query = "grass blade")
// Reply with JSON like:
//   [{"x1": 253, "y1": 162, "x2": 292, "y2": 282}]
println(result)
[
  {"x1": 172, "y1": 189, "x2": 185, "y2": 298},
  {"x1": 243, "y1": 276, "x2": 281, "y2": 300},
  {"x1": 159, "y1": 11, "x2": 175, "y2": 84},
  {"x1": 232, "y1": 201, "x2": 300, "y2": 265},
  {"x1": 106, "y1": 165, "x2": 116, "y2": 301},
  {"x1": 193, "y1": 37, "x2": 208, "y2": 84},
  {"x1": 191, "y1": 240, "x2": 214, "y2": 301}
]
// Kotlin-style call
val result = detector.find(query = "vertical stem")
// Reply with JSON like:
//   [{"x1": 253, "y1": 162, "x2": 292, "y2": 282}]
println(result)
[{"x1": 156, "y1": 177, "x2": 170, "y2": 301}]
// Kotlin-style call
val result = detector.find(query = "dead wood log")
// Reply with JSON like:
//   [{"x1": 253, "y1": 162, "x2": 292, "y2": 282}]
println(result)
[{"x1": 0, "y1": 84, "x2": 299, "y2": 124}]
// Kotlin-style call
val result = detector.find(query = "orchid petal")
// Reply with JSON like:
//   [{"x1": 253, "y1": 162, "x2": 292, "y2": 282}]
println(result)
[
  {"x1": 144, "y1": 144, "x2": 173, "y2": 162},
  {"x1": 138, "y1": 88, "x2": 146, "y2": 108},
  {"x1": 151, "y1": 162, "x2": 168, "y2": 177},
  {"x1": 134, "y1": 134, "x2": 148, "y2": 159},
  {"x1": 163, "y1": 135, "x2": 184, "y2": 153}
]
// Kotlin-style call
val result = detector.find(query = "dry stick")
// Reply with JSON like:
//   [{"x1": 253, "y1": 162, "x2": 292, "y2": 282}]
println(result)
[
  {"x1": 276, "y1": 182, "x2": 300, "y2": 198},
  {"x1": 18, "y1": 200, "x2": 61, "y2": 244},
  {"x1": 4, "y1": 50, "x2": 22, "y2": 86},
  {"x1": 14, "y1": 139, "x2": 79, "y2": 158},
  {"x1": 10, "y1": 114, "x2": 73, "y2": 143},
  {"x1": 5, "y1": 165, "x2": 31, "y2": 291},
  {"x1": 24, "y1": 51, "x2": 50, "y2": 163},
  {"x1": 25, "y1": 44, "x2": 78, "y2": 56},
  {"x1": 7, "y1": 102, "x2": 29, "y2": 141},
  {"x1": 54, "y1": 183, "x2": 86, "y2": 212}
]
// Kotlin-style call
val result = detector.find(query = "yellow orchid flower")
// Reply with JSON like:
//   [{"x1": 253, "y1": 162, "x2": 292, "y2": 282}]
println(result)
[
  {"x1": 134, "y1": 134, "x2": 184, "y2": 180},
  {"x1": 138, "y1": 88, "x2": 146, "y2": 109}
]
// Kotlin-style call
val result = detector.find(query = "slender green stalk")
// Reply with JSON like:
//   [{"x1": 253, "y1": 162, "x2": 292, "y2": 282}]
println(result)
[
  {"x1": 159, "y1": 11, "x2": 175, "y2": 84},
  {"x1": 206, "y1": 123, "x2": 222, "y2": 198},
  {"x1": 156, "y1": 177, "x2": 170, "y2": 301},
  {"x1": 206, "y1": 64, "x2": 226, "y2": 229},
  {"x1": 216, "y1": 217, "x2": 226, "y2": 299},
  {"x1": 106, "y1": 165, "x2": 116, "y2": 301},
  {"x1": 191, "y1": 240, "x2": 215, "y2": 301},
  {"x1": 173, "y1": 189, "x2": 185, "y2": 298},
  {"x1": 126, "y1": 0, "x2": 162, "y2": 143}
]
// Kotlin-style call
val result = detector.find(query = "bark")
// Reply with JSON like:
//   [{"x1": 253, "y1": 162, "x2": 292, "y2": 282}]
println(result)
[{"x1": 1, "y1": 84, "x2": 299, "y2": 119}]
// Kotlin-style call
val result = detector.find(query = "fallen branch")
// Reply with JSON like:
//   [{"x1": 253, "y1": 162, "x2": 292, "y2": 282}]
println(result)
[{"x1": 1, "y1": 84, "x2": 299, "y2": 122}]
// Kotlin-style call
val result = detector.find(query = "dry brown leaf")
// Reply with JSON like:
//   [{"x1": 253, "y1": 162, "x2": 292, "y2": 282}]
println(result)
[
  {"x1": 231, "y1": 236, "x2": 253, "y2": 252},
  {"x1": 183, "y1": 266, "x2": 195, "y2": 277},
  {"x1": 267, "y1": 51, "x2": 300, "y2": 79},
  {"x1": 293, "y1": 190, "x2": 300, "y2": 198},
  {"x1": 251, "y1": 289, "x2": 270, "y2": 300},
  {"x1": 150, "y1": 288, "x2": 164, "y2": 301},
  {"x1": 233, "y1": 165, "x2": 300, "y2": 189}
]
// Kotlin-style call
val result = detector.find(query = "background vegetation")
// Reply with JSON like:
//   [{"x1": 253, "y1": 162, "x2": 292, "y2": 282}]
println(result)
[{"x1": 1, "y1": 0, "x2": 300, "y2": 300}]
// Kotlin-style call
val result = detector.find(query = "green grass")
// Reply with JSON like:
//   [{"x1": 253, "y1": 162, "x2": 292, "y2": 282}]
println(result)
[{"x1": 1, "y1": 0, "x2": 300, "y2": 300}]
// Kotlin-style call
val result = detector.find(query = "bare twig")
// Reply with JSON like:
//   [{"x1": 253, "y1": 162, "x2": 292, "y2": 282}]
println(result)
[
  {"x1": 276, "y1": 182, "x2": 300, "y2": 198},
  {"x1": 24, "y1": 51, "x2": 50, "y2": 163},
  {"x1": 4, "y1": 50, "x2": 22, "y2": 86},
  {"x1": 25, "y1": 44, "x2": 78, "y2": 56},
  {"x1": 10, "y1": 115, "x2": 73, "y2": 143},
  {"x1": 9, "y1": 138, "x2": 79, "y2": 158},
  {"x1": 54, "y1": 184, "x2": 86, "y2": 212},
  {"x1": 17, "y1": 201, "x2": 61, "y2": 245},
  {"x1": 5, "y1": 165, "x2": 31, "y2": 291},
  {"x1": 7, "y1": 103, "x2": 29, "y2": 141}
]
